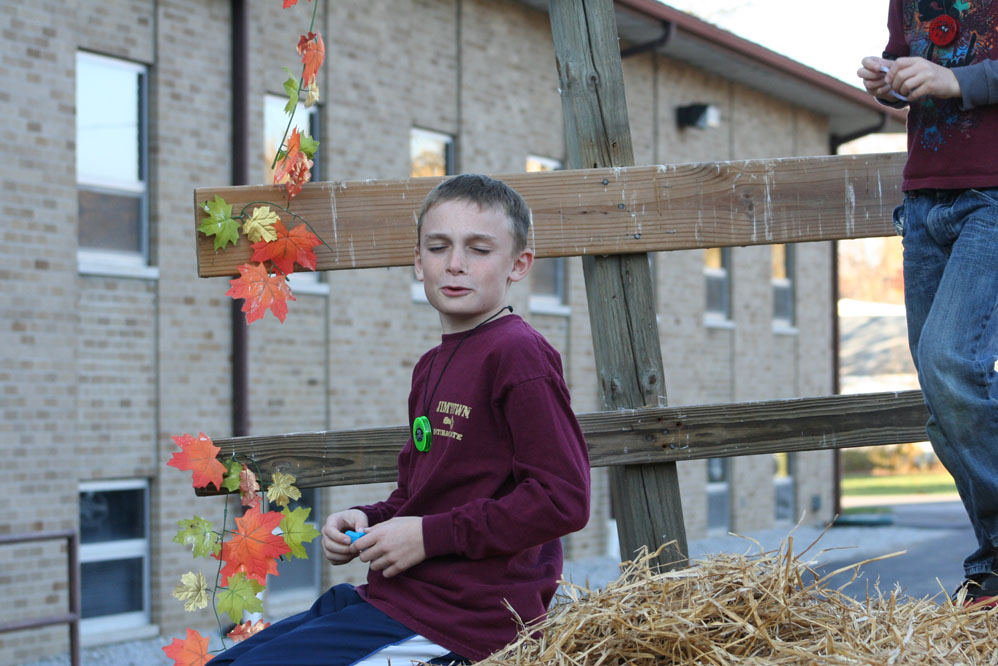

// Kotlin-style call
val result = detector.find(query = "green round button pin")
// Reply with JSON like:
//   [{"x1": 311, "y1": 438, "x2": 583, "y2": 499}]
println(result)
[{"x1": 412, "y1": 415, "x2": 432, "y2": 452}]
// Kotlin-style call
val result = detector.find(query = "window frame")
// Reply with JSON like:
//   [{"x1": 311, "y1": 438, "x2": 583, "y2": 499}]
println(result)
[
  {"x1": 526, "y1": 155, "x2": 570, "y2": 315},
  {"x1": 78, "y1": 478, "x2": 151, "y2": 636},
  {"x1": 76, "y1": 51, "x2": 153, "y2": 278}
]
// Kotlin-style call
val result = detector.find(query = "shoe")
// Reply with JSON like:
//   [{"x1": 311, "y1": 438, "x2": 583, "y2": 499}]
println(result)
[{"x1": 953, "y1": 573, "x2": 998, "y2": 609}]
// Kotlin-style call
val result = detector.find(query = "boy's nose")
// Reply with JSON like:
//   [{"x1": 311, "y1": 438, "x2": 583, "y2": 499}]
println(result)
[{"x1": 446, "y1": 251, "x2": 467, "y2": 273}]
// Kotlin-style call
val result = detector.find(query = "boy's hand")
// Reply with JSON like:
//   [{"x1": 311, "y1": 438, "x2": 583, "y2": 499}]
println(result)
[
  {"x1": 321, "y1": 509, "x2": 369, "y2": 565},
  {"x1": 890, "y1": 56, "x2": 961, "y2": 101},
  {"x1": 858, "y1": 56, "x2": 898, "y2": 101},
  {"x1": 355, "y1": 516, "x2": 425, "y2": 578}
]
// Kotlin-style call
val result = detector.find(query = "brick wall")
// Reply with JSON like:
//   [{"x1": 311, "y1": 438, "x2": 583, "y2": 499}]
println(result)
[{"x1": 1, "y1": 0, "x2": 838, "y2": 661}]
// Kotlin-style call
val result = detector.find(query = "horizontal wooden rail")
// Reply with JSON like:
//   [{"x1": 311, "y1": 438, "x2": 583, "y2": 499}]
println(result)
[
  {"x1": 196, "y1": 390, "x2": 928, "y2": 495},
  {"x1": 194, "y1": 152, "x2": 904, "y2": 277}
]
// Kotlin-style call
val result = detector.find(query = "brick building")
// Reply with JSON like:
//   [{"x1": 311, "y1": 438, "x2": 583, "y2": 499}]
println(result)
[{"x1": 0, "y1": 0, "x2": 904, "y2": 662}]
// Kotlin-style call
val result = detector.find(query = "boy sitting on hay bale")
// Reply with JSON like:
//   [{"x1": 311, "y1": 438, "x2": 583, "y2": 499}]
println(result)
[{"x1": 210, "y1": 174, "x2": 592, "y2": 665}]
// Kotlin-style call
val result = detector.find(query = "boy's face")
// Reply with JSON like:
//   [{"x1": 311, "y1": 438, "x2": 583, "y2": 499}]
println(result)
[{"x1": 415, "y1": 199, "x2": 533, "y2": 334}]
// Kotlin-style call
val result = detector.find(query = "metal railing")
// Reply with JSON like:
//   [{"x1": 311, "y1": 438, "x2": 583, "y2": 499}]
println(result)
[{"x1": 0, "y1": 530, "x2": 80, "y2": 666}]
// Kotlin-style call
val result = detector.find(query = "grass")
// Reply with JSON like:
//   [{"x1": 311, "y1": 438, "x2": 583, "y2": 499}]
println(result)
[{"x1": 841, "y1": 471, "x2": 957, "y2": 497}]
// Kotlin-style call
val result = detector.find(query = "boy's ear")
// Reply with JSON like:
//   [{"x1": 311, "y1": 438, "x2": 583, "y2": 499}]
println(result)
[
  {"x1": 413, "y1": 245, "x2": 424, "y2": 281},
  {"x1": 508, "y1": 247, "x2": 534, "y2": 283}
]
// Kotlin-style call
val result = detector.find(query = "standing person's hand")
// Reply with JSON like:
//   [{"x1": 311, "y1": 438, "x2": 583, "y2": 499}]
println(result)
[
  {"x1": 890, "y1": 56, "x2": 961, "y2": 101},
  {"x1": 354, "y1": 516, "x2": 425, "y2": 578},
  {"x1": 322, "y1": 509, "x2": 369, "y2": 565},
  {"x1": 858, "y1": 56, "x2": 899, "y2": 102}
]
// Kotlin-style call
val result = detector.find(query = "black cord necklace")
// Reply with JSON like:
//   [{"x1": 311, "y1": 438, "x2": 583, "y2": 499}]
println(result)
[{"x1": 412, "y1": 305, "x2": 512, "y2": 452}]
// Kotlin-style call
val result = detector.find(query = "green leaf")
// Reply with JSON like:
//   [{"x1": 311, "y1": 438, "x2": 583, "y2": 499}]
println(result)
[
  {"x1": 216, "y1": 572, "x2": 265, "y2": 624},
  {"x1": 280, "y1": 506, "x2": 320, "y2": 559},
  {"x1": 173, "y1": 515, "x2": 220, "y2": 559},
  {"x1": 299, "y1": 134, "x2": 319, "y2": 159},
  {"x1": 282, "y1": 67, "x2": 300, "y2": 112},
  {"x1": 222, "y1": 459, "x2": 243, "y2": 493},
  {"x1": 198, "y1": 195, "x2": 241, "y2": 250}
]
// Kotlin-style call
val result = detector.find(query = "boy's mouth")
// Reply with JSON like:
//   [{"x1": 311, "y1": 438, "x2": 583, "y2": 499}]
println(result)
[{"x1": 441, "y1": 286, "x2": 471, "y2": 296}]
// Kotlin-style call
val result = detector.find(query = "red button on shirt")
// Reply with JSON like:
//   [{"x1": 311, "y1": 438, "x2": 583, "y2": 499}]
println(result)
[{"x1": 928, "y1": 15, "x2": 959, "y2": 47}]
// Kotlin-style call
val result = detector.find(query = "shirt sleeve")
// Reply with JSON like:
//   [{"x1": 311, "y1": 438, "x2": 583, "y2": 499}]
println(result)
[
  {"x1": 421, "y1": 376, "x2": 591, "y2": 560},
  {"x1": 954, "y1": 60, "x2": 998, "y2": 110}
]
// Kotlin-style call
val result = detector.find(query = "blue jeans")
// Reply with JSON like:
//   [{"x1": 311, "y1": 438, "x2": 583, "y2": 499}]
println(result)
[{"x1": 896, "y1": 188, "x2": 998, "y2": 577}]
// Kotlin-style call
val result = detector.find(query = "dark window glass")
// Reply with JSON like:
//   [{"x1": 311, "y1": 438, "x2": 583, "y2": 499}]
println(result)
[
  {"x1": 81, "y1": 558, "x2": 144, "y2": 618},
  {"x1": 705, "y1": 247, "x2": 731, "y2": 319},
  {"x1": 79, "y1": 488, "x2": 146, "y2": 543},
  {"x1": 78, "y1": 188, "x2": 142, "y2": 253}
]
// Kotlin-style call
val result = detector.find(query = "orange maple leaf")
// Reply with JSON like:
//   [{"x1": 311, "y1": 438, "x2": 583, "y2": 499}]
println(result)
[
  {"x1": 162, "y1": 628, "x2": 214, "y2": 666},
  {"x1": 239, "y1": 467, "x2": 261, "y2": 509},
  {"x1": 250, "y1": 220, "x2": 321, "y2": 276},
  {"x1": 217, "y1": 506, "x2": 291, "y2": 585},
  {"x1": 167, "y1": 433, "x2": 226, "y2": 490},
  {"x1": 273, "y1": 129, "x2": 313, "y2": 199},
  {"x1": 226, "y1": 262, "x2": 296, "y2": 324},
  {"x1": 227, "y1": 619, "x2": 270, "y2": 643},
  {"x1": 282, "y1": 0, "x2": 311, "y2": 6},
  {"x1": 273, "y1": 128, "x2": 302, "y2": 186},
  {"x1": 297, "y1": 31, "x2": 325, "y2": 86}
]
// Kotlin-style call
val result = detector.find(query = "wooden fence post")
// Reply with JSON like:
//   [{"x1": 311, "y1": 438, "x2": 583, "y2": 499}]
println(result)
[{"x1": 548, "y1": 0, "x2": 688, "y2": 569}]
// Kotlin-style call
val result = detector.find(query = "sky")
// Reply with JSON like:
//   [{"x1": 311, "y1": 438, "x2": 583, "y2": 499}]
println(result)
[{"x1": 662, "y1": 0, "x2": 893, "y2": 89}]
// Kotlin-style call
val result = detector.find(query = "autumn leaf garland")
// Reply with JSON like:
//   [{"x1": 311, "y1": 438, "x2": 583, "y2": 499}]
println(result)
[
  {"x1": 197, "y1": 0, "x2": 326, "y2": 326},
  {"x1": 166, "y1": 5, "x2": 326, "y2": 662},
  {"x1": 164, "y1": 432, "x2": 320, "y2": 664}
]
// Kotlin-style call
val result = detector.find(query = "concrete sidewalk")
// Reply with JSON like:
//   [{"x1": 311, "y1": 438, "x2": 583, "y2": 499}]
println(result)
[{"x1": 561, "y1": 499, "x2": 973, "y2": 601}]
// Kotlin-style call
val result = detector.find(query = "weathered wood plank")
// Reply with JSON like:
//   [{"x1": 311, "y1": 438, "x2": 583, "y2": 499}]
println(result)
[
  {"x1": 549, "y1": 0, "x2": 687, "y2": 569},
  {"x1": 195, "y1": 390, "x2": 928, "y2": 495},
  {"x1": 193, "y1": 152, "x2": 904, "y2": 277}
]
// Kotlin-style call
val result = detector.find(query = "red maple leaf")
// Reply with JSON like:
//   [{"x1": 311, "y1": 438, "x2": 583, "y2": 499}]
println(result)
[
  {"x1": 217, "y1": 506, "x2": 291, "y2": 585},
  {"x1": 297, "y1": 31, "x2": 325, "y2": 86},
  {"x1": 282, "y1": 0, "x2": 310, "y2": 7},
  {"x1": 251, "y1": 220, "x2": 320, "y2": 276},
  {"x1": 167, "y1": 433, "x2": 226, "y2": 490},
  {"x1": 162, "y1": 628, "x2": 213, "y2": 666},
  {"x1": 228, "y1": 619, "x2": 270, "y2": 643},
  {"x1": 226, "y1": 262, "x2": 296, "y2": 324}
]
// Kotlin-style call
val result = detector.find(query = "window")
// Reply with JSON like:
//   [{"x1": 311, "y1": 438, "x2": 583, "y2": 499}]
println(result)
[
  {"x1": 772, "y1": 244, "x2": 795, "y2": 328},
  {"x1": 706, "y1": 458, "x2": 730, "y2": 533},
  {"x1": 773, "y1": 452, "x2": 795, "y2": 524},
  {"x1": 704, "y1": 247, "x2": 731, "y2": 321},
  {"x1": 76, "y1": 52, "x2": 149, "y2": 271},
  {"x1": 268, "y1": 488, "x2": 321, "y2": 595},
  {"x1": 265, "y1": 94, "x2": 323, "y2": 292},
  {"x1": 79, "y1": 480, "x2": 150, "y2": 634},
  {"x1": 410, "y1": 129, "x2": 455, "y2": 301},
  {"x1": 526, "y1": 156, "x2": 568, "y2": 313},
  {"x1": 410, "y1": 128, "x2": 454, "y2": 178}
]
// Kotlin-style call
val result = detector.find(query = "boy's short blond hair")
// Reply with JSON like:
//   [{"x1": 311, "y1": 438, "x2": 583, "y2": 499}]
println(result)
[{"x1": 416, "y1": 174, "x2": 531, "y2": 254}]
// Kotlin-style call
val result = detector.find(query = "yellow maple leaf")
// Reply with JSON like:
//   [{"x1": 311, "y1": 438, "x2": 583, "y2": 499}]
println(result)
[
  {"x1": 242, "y1": 207, "x2": 279, "y2": 243},
  {"x1": 267, "y1": 471, "x2": 301, "y2": 508},
  {"x1": 305, "y1": 80, "x2": 320, "y2": 108},
  {"x1": 172, "y1": 571, "x2": 209, "y2": 612}
]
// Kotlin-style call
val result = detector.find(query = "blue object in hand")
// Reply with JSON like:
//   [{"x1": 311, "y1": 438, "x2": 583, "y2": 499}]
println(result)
[{"x1": 345, "y1": 530, "x2": 365, "y2": 543}]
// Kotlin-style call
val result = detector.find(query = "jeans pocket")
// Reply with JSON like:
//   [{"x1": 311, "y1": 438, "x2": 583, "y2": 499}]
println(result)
[
  {"x1": 969, "y1": 187, "x2": 998, "y2": 206},
  {"x1": 892, "y1": 202, "x2": 906, "y2": 236}
]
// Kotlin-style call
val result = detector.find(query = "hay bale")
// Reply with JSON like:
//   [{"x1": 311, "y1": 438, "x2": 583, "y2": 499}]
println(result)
[{"x1": 475, "y1": 537, "x2": 998, "y2": 665}]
